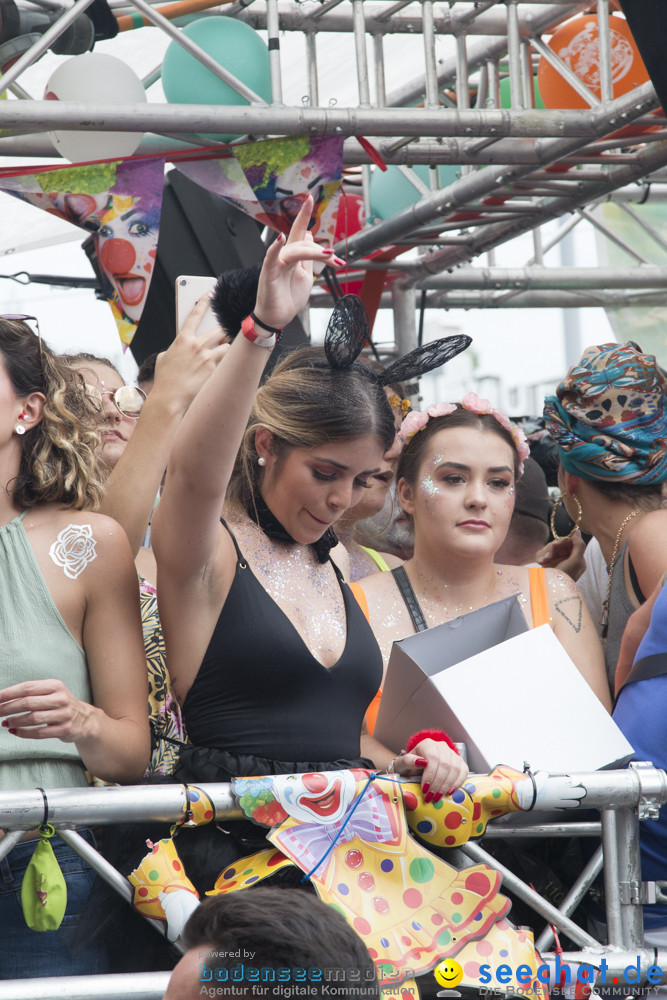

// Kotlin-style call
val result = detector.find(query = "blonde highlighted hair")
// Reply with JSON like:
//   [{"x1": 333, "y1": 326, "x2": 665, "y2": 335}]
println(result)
[
  {"x1": 228, "y1": 345, "x2": 396, "y2": 510},
  {"x1": 1, "y1": 319, "x2": 103, "y2": 510}
]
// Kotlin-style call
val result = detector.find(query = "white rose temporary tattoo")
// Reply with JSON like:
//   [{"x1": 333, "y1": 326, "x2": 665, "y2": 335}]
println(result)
[{"x1": 49, "y1": 524, "x2": 98, "y2": 580}]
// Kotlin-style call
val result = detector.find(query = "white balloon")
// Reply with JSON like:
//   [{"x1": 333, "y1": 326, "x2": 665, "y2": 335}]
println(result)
[{"x1": 45, "y1": 53, "x2": 147, "y2": 163}]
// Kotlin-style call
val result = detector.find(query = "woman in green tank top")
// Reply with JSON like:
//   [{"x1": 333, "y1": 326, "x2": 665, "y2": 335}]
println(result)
[{"x1": 0, "y1": 317, "x2": 149, "y2": 978}]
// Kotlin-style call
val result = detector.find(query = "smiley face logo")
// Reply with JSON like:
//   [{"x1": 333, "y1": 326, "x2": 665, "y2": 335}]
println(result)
[{"x1": 434, "y1": 958, "x2": 464, "y2": 989}]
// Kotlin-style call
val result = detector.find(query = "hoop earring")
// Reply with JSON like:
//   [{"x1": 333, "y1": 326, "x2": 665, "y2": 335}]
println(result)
[
  {"x1": 361, "y1": 492, "x2": 396, "y2": 539},
  {"x1": 550, "y1": 494, "x2": 582, "y2": 541}
]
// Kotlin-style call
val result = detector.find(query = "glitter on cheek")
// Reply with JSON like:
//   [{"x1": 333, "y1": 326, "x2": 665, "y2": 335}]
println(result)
[{"x1": 419, "y1": 474, "x2": 439, "y2": 499}]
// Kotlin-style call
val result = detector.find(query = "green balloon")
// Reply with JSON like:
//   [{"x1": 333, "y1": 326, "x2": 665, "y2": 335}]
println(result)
[
  {"x1": 369, "y1": 164, "x2": 460, "y2": 222},
  {"x1": 499, "y1": 75, "x2": 545, "y2": 110},
  {"x1": 162, "y1": 17, "x2": 272, "y2": 142}
]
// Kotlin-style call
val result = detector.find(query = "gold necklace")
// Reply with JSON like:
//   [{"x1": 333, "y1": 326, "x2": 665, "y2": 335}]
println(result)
[{"x1": 600, "y1": 508, "x2": 641, "y2": 638}]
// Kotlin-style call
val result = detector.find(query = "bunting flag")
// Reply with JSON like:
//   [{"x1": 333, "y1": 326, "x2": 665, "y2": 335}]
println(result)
[
  {"x1": 0, "y1": 157, "x2": 165, "y2": 347},
  {"x1": 176, "y1": 135, "x2": 344, "y2": 249}
]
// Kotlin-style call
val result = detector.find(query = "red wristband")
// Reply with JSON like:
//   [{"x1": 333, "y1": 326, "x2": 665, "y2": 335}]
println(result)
[
  {"x1": 241, "y1": 314, "x2": 277, "y2": 348},
  {"x1": 404, "y1": 729, "x2": 459, "y2": 755}
]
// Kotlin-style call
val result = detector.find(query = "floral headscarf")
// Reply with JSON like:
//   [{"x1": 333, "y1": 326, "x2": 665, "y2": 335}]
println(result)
[{"x1": 543, "y1": 342, "x2": 667, "y2": 484}]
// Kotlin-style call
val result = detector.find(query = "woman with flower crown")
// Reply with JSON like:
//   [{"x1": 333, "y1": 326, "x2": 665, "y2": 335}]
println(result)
[{"x1": 357, "y1": 393, "x2": 611, "y2": 740}]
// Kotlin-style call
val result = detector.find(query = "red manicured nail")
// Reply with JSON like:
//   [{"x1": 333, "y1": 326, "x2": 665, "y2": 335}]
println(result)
[
  {"x1": 433, "y1": 792, "x2": 443, "y2": 803},
  {"x1": 447, "y1": 787, "x2": 456, "y2": 796},
  {"x1": 321, "y1": 249, "x2": 334, "y2": 255},
  {"x1": 415, "y1": 758, "x2": 428, "y2": 767},
  {"x1": 424, "y1": 791, "x2": 434, "y2": 804},
  {"x1": 1, "y1": 720, "x2": 8, "y2": 727},
  {"x1": 332, "y1": 256, "x2": 345, "y2": 266},
  {"x1": 422, "y1": 782, "x2": 430, "y2": 795},
  {"x1": 8, "y1": 729, "x2": 16, "y2": 735}
]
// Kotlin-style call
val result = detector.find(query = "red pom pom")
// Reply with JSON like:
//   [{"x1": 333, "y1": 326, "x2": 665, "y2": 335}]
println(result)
[{"x1": 404, "y1": 729, "x2": 459, "y2": 755}]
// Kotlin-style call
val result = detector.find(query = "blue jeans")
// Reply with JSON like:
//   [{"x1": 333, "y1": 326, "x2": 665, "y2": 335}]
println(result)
[{"x1": 0, "y1": 830, "x2": 109, "y2": 979}]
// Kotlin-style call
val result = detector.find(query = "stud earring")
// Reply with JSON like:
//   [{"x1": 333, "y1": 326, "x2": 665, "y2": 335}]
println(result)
[
  {"x1": 258, "y1": 456, "x2": 266, "y2": 467},
  {"x1": 15, "y1": 423, "x2": 25, "y2": 436}
]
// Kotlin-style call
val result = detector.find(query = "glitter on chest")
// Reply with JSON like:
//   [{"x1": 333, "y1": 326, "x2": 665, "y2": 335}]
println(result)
[{"x1": 229, "y1": 516, "x2": 347, "y2": 660}]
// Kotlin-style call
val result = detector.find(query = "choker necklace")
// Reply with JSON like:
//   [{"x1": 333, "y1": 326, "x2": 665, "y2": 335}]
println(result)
[
  {"x1": 246, "y1": 492, "x2": 338, "y2": 564},
  {"x1": 600, "y1": 507, "x2": 641, "y2": 639}
]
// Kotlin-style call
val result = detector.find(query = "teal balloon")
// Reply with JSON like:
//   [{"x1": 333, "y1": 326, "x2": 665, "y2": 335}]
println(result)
[
  {"x1": 162, "y1": 17, "x2": 272, "y2": 142},
  {"x1": 369, "y1": 164, "x2": 460, "y2": 221}
]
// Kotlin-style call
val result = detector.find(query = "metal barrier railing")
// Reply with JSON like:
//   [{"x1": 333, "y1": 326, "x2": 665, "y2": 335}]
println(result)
[{"x1": 1, "y1": 765, "x2": 666, "y2": 999}]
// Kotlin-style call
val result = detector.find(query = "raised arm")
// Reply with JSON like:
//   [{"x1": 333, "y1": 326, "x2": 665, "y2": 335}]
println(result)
[
  {"x1": 98, "y1": 311, "x2": 228, "y2": 556},
  {"x1": 153, "y1": 197, "x2": 337, "y2": 581}
]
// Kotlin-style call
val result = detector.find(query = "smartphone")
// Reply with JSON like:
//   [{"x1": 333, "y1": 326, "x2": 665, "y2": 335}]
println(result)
[{"x1": 175, "y1": 275, "x2": 217, "y2": 334}]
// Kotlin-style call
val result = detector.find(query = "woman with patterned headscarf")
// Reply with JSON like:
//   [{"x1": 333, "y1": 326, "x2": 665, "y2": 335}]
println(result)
[{"x1": 543, "y1": 341, "x2": 667, "y2": 694}]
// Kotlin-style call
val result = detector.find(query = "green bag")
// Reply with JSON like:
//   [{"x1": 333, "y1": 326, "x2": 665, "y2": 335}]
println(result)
[{"x1": 20, "y1": 825, "x2": 67, "y2": 931}]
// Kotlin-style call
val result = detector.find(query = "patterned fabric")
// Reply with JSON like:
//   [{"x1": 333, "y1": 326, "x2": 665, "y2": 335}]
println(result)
[
  {"x1": 543, "y1": 341, "x2": 667, "y2": 483},
  {"x1": 140, "y1": 578, "x2": 187, "y2": 776}
]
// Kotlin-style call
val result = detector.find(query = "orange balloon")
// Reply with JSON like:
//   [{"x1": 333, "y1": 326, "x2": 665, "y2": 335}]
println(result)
[{"x1": 537, "y1": 14, "x2": 649, "y2": 109}]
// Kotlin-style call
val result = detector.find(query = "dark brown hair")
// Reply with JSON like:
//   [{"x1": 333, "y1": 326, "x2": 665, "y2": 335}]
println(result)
[{"x1": 397, "y1": 405, "x2": 520, "y2": 489}]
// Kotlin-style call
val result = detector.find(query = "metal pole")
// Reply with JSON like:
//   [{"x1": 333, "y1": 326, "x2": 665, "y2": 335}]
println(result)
[
  {"x1": 352, "y1": 0, "x2": 370, "y2": 107},
  {"x1": 266, "y1": 0, "x2": 283, "y2": 106},
  {"x1": 413, "y1": 266, "x2": 667, "y2": 290},
  {"x1": 537, "y1": 846, "x2": 604, "y2": 951},
  {"x1": 506, "y1": 0, "x2": 524, "y2": 110},
  {"x1": 305, "y1": 32, "x2": 319, "y2": 107},
  {"x1": 422, "y1": 0, "x2": 440, "y2": 109},
  {"x1": 391, "y1": 284, "x2": 417, "y2": 358},
  {"x1": 597, "y1": 0, "x2": 613, "y2": 105},
  {"x1": 0, "y1": 0, "x2": 99, "y2": 97},
  {"x1": 0, "y1": 972, "x2": 170, "y2": 1000},
  {"x1": 615, "y1": 804, "x2": 646, "y2": 950},
  {"x1": 461, "y1": 840, "x2": 601, "y2": 949}
]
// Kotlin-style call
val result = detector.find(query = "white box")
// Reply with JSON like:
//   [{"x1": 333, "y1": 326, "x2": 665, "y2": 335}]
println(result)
[{"x1": 374, "y1": 596, "x2": 634, "y2": 773}]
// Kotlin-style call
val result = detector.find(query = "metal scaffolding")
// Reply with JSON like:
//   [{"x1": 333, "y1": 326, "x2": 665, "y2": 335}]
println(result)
[
  {"x1": 1, "y1": 0, "x2": 666, "y2": 333},
  {"x1": 0, "y1": 766, "x2": 667, "y2": 999}
]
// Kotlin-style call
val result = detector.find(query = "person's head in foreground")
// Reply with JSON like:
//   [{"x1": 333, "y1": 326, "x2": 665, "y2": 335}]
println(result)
[{"x1": 163, "y1": 888, "x2": 379, "y2": 1000}]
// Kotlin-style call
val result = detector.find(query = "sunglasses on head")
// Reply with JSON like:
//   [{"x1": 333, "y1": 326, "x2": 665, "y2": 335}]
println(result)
[{"x1": 85, "y1": 383, "x2": 146, "y2": 419}]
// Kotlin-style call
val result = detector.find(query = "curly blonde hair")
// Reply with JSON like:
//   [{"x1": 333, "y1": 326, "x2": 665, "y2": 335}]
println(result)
[{"x1": 1, "y1": 319, "x2": 104, "y2": 510}]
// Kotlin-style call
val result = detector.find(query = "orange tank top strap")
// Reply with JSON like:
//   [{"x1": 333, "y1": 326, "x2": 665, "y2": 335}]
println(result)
[
  {"x1": 528, "y1": 565, "x2": 550, "y2": 627},
  {"x1": 350, "y1": 582, "x2": 382, "y2": 736}
]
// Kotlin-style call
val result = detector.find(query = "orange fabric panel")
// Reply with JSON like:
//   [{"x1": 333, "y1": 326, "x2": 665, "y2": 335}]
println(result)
[{"x1": 528, "y1": 566, "x2": 550, "y2": 627}]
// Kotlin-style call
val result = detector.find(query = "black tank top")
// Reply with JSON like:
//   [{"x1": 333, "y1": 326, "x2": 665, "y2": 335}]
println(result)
[{"x1": 182, "y1": 522, "x2": 383, "y2": 762}]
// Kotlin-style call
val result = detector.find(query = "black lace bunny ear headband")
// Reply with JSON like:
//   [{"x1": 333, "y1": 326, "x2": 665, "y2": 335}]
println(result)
[{"x1": 324, "y1": 293, "x2": 472, "y2": 385}]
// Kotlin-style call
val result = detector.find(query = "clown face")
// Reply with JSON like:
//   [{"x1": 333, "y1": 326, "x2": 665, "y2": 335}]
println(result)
[
  {"x1": 97, "y1": 204, "x2": 159, "y2": 322},
  {"x1": 271, "y1": 771, "x2": 357, "y2": 825}
]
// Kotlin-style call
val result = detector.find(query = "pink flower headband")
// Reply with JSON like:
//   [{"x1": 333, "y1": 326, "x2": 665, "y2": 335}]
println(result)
[{"x1": 398, "y1": 391, "x2": 530, "y2": 475}]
